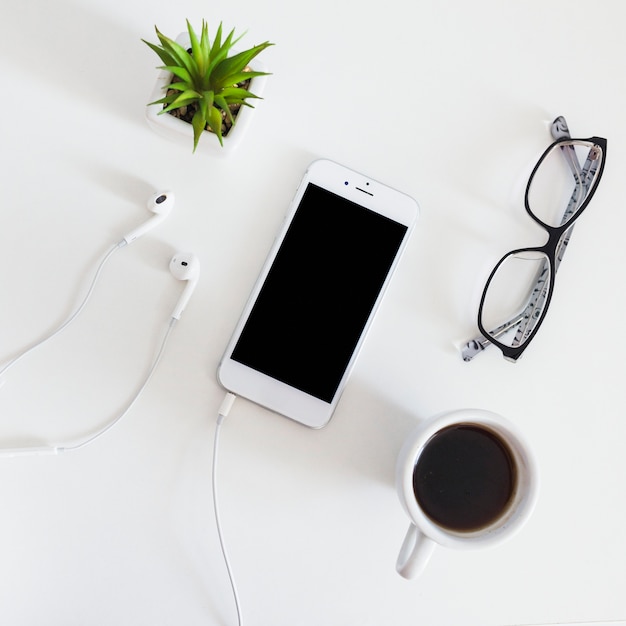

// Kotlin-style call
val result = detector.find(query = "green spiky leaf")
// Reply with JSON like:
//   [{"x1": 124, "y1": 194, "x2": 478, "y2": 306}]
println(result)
[
  {"x1": 161, "y1": 65, "x2": 193, "y2": 84},
  {"x1": 220, "y1": 86, "x2": 260, "y2": 101},
  {"x1": 144, "y1": 20, "x2": 273, "y2": 151},
  {"x1": 207, "y1": 106, "x2": 225, "y2": 145},
  {"x1": 161, "y1": 89, "x2": 202, "y2": 114},
  {"x1": 191, "y1": 109, "x2": 207, "y2": 152},
  {"x1": 213, "y1": 94, "x2": 235, "y2": 125},
  {"x1": 142, "y1": 39, "x2": 177, "y2": 66},
  {"x1": 211, "y1": 43, "x2": 272, "y2": 85},
  {"x1": 164, "y1": 81, "x2": 191, "y2": 93},
  {"x1": 202, "y1": 90, "x2": 215, "y2": 112}
]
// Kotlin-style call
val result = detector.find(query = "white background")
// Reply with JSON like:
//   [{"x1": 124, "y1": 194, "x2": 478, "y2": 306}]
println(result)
[{"x1": 1, "y1": 0, "x2": 624, "y2": 625}]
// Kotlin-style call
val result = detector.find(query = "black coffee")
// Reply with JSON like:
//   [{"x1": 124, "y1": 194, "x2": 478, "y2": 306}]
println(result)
[{"x1": 413, "y1": 424, "x2": 517, "y2": 533}]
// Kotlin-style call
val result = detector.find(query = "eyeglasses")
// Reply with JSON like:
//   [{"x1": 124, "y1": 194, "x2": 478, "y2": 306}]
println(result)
[{"x1": 462, "y1": 116, "x2": 607, "y2": 362}]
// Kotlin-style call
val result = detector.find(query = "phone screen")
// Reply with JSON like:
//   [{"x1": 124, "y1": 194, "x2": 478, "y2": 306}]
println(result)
[{"x1": 230, "y1": 182, "x2": 408, "y2": 403}]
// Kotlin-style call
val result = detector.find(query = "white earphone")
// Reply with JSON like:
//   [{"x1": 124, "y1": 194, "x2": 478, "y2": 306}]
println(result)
[
  {"x1": 123, "y1": 190, "x2": 175, "y2": 244},
  {"x1": 0, "y1": 188, "x2": 202, "y2": 457},
  {"x1": 169, "y1": 252, "x2": 200, "y2": 320},
  {"x1": 0, "y1": 190, "x2": 176, "y2": 384}
]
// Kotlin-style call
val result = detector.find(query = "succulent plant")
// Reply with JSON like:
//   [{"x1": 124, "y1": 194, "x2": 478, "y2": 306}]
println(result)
[{"x1": 143, "y1": 20, "x2": 273, "y2": 152}]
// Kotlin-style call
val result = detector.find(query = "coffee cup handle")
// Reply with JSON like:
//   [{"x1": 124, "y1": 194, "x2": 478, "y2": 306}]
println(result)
[{"x1": 396, "y1": 523, "x2": 436, "y2": 578}]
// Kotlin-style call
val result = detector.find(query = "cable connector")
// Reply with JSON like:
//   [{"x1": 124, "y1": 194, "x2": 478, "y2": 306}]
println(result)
[
  {"x1": 217, "y1": 392, "x2": 237, "y2": 424},
  {"x1": 0, "y1": 446, "x2": 60, "y2": 458}
]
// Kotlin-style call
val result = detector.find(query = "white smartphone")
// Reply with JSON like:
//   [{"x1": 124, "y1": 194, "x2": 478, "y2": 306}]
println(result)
[{"x1": 218, "y1": 159, "x2": 419, "y2": 428}]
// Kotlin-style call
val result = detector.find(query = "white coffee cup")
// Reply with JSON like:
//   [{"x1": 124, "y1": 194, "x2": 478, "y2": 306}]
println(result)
[{"x1": 395, "y1": 409, "x2": 538, "y2": 578}]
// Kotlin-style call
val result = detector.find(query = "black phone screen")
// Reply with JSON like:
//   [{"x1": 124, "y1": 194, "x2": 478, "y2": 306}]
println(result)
[{"x1": 231, "y1": 183, "x2": 408, "y2": 403}]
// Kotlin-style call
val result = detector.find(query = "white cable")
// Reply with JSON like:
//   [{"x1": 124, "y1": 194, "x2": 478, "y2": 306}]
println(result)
[
  {"x1": 58, "y1": 317, "x2": 177, "y2": 453},
  {"x1": 0, "y1": 241, "x2": 125, "y2": 381},
  {"x1": 212, "y1": 392, "x2": 242, "y2": 626},
  {"x1": 0, "y1": 317, "x2": 176, "y2": 458}
]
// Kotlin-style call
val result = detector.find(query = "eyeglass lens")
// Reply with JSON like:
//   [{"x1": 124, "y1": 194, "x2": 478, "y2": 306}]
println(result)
[
  {"x1": 480, "y1": 250, "x2": 551, "y2": 349},
  {"x1": 528, "y1": 140, "x2": 603, "y2": 228}
]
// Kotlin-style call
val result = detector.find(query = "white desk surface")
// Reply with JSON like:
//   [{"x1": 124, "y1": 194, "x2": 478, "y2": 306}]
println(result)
[{"x1": 1, "y1": 1, "x2": 624, "y2": 624}]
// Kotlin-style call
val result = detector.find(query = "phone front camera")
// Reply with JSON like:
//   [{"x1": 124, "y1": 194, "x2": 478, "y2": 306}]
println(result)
[{"x1": 344, "y1": 181, "x2": 349, "y2": 186}]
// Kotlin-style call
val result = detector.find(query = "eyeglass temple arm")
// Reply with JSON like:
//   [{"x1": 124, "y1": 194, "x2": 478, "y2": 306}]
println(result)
[{"x1": 461, "y1": 116, "x2": 594, "y2": 361}]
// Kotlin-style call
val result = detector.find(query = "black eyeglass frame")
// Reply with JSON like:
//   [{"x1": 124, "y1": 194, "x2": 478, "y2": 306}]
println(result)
[{"x1": 477, "y1": 135, "x2": 607, "y2": 362}]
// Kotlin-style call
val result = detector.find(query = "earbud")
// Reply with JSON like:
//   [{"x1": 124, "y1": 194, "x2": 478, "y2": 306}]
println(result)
[
  {"x1": 169, "y1": 252, "x2": 200, "y2": 320},
  {"x1": 123, "y1": 190, "x2": 175, "y2": 244}
]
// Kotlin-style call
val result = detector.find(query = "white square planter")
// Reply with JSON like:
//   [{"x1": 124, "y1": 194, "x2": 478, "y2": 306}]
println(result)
[{"x1": 145, "y1": 34, "x2": 268, "y2": 155}]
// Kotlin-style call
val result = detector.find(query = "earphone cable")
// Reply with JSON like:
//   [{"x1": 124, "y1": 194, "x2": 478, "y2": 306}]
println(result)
[
  {"x1": 0, "y1": 241, "x2": 125, "y2": 381},
  {"x1": 212, "y1": 392, "x2": 242, "y2": 626},
  {"x1": 58, "y1": 316, "x2": 176, "y2": 453}
]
